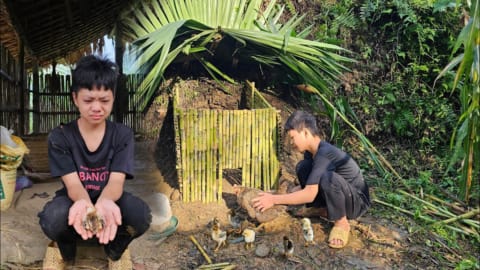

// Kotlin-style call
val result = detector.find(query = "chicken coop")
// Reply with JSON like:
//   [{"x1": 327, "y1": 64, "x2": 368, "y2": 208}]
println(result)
[{"x1": 173, "y1": 81, "x2": 282, "y2": 203}]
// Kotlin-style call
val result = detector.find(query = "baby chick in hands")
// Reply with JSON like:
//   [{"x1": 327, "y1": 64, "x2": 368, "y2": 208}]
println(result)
[
  {"x1": 211, "y1": 217, "x2": 227, "y2": 252},
  {"x1": 301, "y1": 217, "x2": 315, "y2": 247},
  {"x1": 242, "y1": 228, "x2": 255, "y2": 250}
]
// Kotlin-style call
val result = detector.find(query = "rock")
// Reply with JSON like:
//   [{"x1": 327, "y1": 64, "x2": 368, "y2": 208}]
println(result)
[
  {"x1": 235, "y1": 180, "x2": 292, "y2": 223},
  {"x1": 255, "y1": 243, "x2": 270, "y2": 257}
]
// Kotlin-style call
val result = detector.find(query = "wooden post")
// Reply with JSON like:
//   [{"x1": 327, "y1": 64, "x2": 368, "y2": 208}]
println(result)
[
  {"x1": 32, "y1": 59, "x2": 40, "y2": 133},
  {"x1": 114, "y1": 23, "x2": 127, "y2": 123},
  {"x1": 18, "y1": 40, "x2": 25, "y2": 136}
]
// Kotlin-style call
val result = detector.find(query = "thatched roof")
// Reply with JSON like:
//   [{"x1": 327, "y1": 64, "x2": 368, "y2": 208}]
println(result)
[{"x1": 0, "y1": 0, "x2": 135, "y2": 68}]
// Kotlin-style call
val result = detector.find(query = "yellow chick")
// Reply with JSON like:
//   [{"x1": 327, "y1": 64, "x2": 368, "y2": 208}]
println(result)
[
  {"x1": 242, "y1": 228, "x2": 255, "y2": 250},
  {"x1": 301, "y1": 217, "x2": 315, "y2": 247},
  {"x1": 283, "y1": 236, "x2": 294, "y2": 258},
  {"x1": 211, "y1": 217, "x2": 227, "y2": 252}
]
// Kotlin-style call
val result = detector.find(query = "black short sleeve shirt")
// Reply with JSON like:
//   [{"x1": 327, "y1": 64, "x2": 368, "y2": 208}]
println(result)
[
  {"x1": 48, "y1": 119, "x2": 134, "y2": 198},
  {"x1": 306, "y1": 141, "x2": 362, "y2": 186}
]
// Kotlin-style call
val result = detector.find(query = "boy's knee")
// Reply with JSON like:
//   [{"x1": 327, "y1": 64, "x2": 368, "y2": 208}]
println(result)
[
  {"x1": 38, "y1": 197, "x2": 71, "y2": 237},
  {"x1": 119, "y1": 194, "x2": 152, "y2": 235}
]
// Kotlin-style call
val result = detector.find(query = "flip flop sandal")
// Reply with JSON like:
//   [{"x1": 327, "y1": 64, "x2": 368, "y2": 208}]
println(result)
[{"x1": 328, "y1": 226, "x2": 350, "y2": 249}]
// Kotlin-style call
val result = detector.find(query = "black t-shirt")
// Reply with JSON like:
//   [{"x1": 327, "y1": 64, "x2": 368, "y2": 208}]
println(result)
[
  {"x1": 48, "y1": 119, "x2": 134, "y2": 199},
  {"x1": 306, "y1": 141, "x2": 369, "y2": 200}
]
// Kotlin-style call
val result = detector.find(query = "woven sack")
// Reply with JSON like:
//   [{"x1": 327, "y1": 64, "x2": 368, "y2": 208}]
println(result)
[
  {"x1": 1, "y1": 135, "x2": 29, "y2": 170},
  {"x1": 0, "y1": 169, "x2": 17, "y2": 211}
]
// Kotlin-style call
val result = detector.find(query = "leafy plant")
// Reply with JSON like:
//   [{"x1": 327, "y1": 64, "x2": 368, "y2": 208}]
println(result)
[
  {"x1": 436, "y1": 0, "x2": 479, "y2": 202},
  {"x1": 119, "y1": 0, "x2": 354, "y2": 111}
]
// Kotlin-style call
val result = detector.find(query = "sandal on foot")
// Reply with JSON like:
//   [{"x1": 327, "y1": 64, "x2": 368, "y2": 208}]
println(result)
[
  {"x1": 42, "y1": 242, "x2": 66, "y2": 270},
  {"x1": 328, "y1": 226, "x2": 349, "y2": 249},
  {"x1": 108, "y1": 248, "x2": 133, "y2": 270}
]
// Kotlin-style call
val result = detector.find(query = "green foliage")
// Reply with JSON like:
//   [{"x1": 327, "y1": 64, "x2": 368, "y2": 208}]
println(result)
[
  {"x1": 436, "y1": 0, "x2": 480, "y2": 202},
  {"x1": 120, "y1": 0, "x2": 354, "y2": 111},
  {"x1": 455, "y1": 258, "x2": 480, "y2": 270}
]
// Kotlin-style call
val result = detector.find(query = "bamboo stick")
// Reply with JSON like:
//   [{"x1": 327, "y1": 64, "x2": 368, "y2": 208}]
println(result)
[
  {"x1": 179, "y1": 110, "x2": 187, "y2": 202},
  {"x1": 186, "y1": 110, "x2": 192, "y2": 202},
  {"x1": 232, "y1": 110, "x2": 237, "y2": 168},
  {"x1": 260, "y1": 109, "x2": 267, "y2": 190},
  {"x1": 399, "y1": 190, "x2": 479, "y2": 229},
  {"x1": 266, "y1": 109, "x2": 272, "y2": 190},
  {"x1": 267, "y1": 109, "x2": 274, "y2": 190},
  {"x1": 194, "y1": 110, "x2": 200, "y2": 202},
  {"x1": 236, "y1": 110, "x2": 241, "y2": 168},
  {"x1": 224, "y1": 111, "x2": 229, "y2": 168},
  {"x1": 250, "y1": 110, "x2": 255, "y2": 188},
  {"x1": 204, "y1": 110, "x2": 209, "y2": 202},
  {"x1": 373, "y1": 198, "x2": 477, "y2": 237},
  {"x1": 232, "y1": 110, "x2": 236, "y2": 169},
  {"x1": 435, "y1": 208, "x2": 480, "y2": 226},
  {"x1": 188, "y1": 110, "x2": 195, "y2": 202},
  {"x1": 253, "y1": 110, "x2": 259, "y2": 188},
  {"x1": 218, "y1": 110, "x2": 223, "y2": 202},
  {"x1": 209, "y1": 110, "x2": 215, "y2": 202},
  {"x1": 213, "y1": 111, "x2": 220, "y2": 202},
  {"x1": 239, "y1": 110, "x2": 244, "y2": 172},
  {"x1": 197, "y1": 110, "x2": 208, "y2": 202},
  {"x1": 240, "y1": 110, "x2": 247, "y2": 186},
  {"x1": 247, "y1": 110, "x2": 254, "y2": 187},
  {"x1": 197, "y1": 262, "x2": 231, "y2": 269},
  {"x1": 207, "y1": 110, "x2": 213, "y2": 202},
  {"x1": 189, "y1": 235, "x2": 212, "y2": 264},
  {"x1": 258, "y1": 109, "x2": 263, "y2": 189},
  {"x1": 272, "y1": 109, "x2": 279, "y2": 190},
  {"x1": 424, "y1": 194, "x2": 467, "y2": 214}
]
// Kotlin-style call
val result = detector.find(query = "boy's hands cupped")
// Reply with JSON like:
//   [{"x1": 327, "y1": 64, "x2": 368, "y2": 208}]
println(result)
[
  {"x1": 95, "y1": 198, "x2": 122, "y2": 244},
  {"x1": 68, "y1": 199, "x2": 95, "y2": 240}
]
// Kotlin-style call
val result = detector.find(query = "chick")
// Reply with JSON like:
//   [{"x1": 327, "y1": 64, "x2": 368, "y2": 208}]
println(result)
[
  {"x1": 301, "y1": 217, "x2": 315, "y2": 247},
  {"x1": 283, "y1": 236, "x2": 294, "y2": 258},
  {"x1": 242, "y1": 228, "x2": 255, "y2": 250},
  {"x1": 82, "y1": 206, "x2": 104, "y2": 234},
  {"x1": 211, "y1": 217, "x2": 227, "y2": 252}
]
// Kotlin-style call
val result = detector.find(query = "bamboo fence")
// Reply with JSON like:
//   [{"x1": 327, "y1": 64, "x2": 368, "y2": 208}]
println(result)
[{"x1": 173, "y1": 84, "x2": 281, "y2": 203}]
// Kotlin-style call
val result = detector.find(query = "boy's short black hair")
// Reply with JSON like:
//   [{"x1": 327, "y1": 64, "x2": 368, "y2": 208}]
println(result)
[
  {"x1": 71, "y1": 55, "x2": 119, "y2": 94},
  {"x1": 284, "y1": 110, "x2": 320, "y2": 136}
]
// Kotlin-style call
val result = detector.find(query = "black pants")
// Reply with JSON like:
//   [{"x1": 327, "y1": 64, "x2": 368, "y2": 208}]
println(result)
[
  {"x1": 38, "y1": 190, "x2": 152, "y2": 261},
  {"x1": 296, "y1": 159, "x2": 370, "y2": 221}
]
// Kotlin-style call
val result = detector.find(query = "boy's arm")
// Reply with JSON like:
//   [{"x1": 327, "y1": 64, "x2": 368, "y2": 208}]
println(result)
[
  {"x1": 97, "y1": 172, "x2": 125, "y2": 202},
  {"x1": 252, "y1": 185, "x2": 318, "y2": 212}
]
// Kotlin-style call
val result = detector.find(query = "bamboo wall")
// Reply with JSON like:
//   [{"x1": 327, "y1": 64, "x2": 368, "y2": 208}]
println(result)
[
  {"x1": 0, "y1": 43, "x2": 22, "y2": 133},
  {"x1": 0, "y1": 72, "x2": 148, "y2": 134},
  {"x1": 174, "y1": 88, "x2": 281, "y2": 203}
]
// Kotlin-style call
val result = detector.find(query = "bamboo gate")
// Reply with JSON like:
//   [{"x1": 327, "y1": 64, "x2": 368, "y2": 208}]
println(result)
[{"x1": 173, "y1": 84, "x2": 282, "y2": 203}]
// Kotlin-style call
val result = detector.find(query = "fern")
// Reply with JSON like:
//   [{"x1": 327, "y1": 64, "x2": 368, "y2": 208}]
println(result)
[
  {"x1": 360, "y1": 0, "x2": 382, "y2": 23},
  {"x1": 283, "y1": 0, "x2": 296, "y2": 15},
  {"x1": 331, "y1": 8, "x2": 357, "y2": 31}
]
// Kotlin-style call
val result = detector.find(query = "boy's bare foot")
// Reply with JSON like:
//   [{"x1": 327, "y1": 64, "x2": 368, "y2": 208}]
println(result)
[{"x1": 295, "y1": 207, "x2": 327, "y2": 218}]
